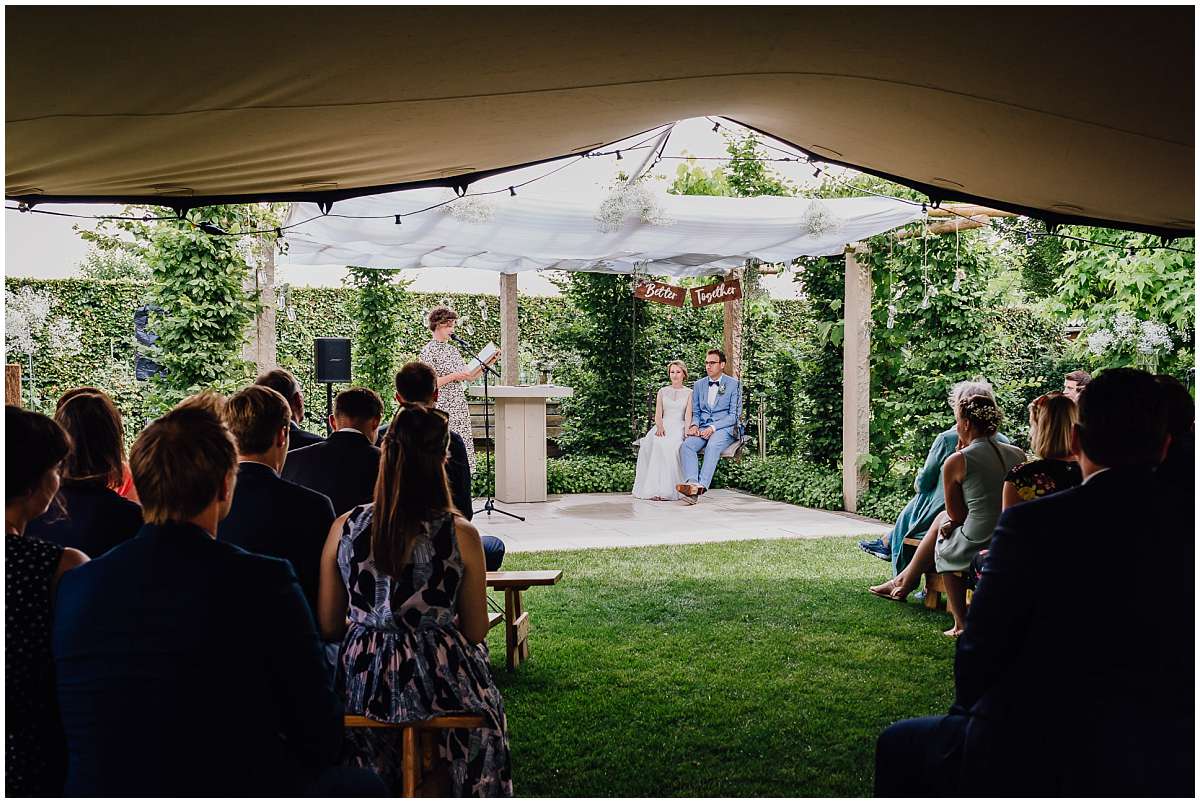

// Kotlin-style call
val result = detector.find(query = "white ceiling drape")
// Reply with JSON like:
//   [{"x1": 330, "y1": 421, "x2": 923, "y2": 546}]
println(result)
[{"x1": 283, "y1": 190, "x2": 922, "y2": 276}]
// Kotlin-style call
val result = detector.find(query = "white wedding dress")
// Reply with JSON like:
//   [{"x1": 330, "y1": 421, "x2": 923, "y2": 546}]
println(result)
[{"x1": 632, "y1": 386, "x2": 690, "y2": 501}]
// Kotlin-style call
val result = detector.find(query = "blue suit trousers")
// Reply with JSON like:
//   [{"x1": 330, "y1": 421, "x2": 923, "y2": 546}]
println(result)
[{"x1": 681, "y1": 428, "x2": 736, "y2": 489}]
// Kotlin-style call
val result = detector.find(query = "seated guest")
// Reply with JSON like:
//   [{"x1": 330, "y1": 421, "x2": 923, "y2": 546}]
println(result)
[
  {"x1": 875, "y1": 368, "x2": 1191, "y2": 796},
  {"x1": 284, "y1": 387, "x2": 383, "y2": 516},
  {"x1": 383, "y1": 361, "x2": 506, "y2": 571},
  {"x1": 218, "y1": 385, "x2": 336, "y2": 614},
  {"x1": 859, "y1": 379, "x2": 1011, "y2": 573},
  {"x1": 55, "y1": 387, "x2": 139, "y2": 501},
  {"x1": 255, "y1": 367, "x2": 324, "y2": 451},
  {"x1": 1154, "y1": 373, "x2": 1194, "y2": 501},
  {"x1": 6, "y1": 406, "x2": 89, "y2": 797},
  {"x1": 1063, "y1": 368, "x2": 1092, "y2": 401},
  {"x1": 968, "y1": 392, "x2": 1081, "y2": 589},
  {"x1": 318, "y1": 404, "x2": 512, "y2": 795},
  {"x1": 870, "y1": 395, "x2": 1025, "y2": 636},
  {"x1": 53, "y1": 405, "x2": 382, "y2": 796},
  {"x1": 27, "y1": 392, "x2": 143, "y2": 556}
]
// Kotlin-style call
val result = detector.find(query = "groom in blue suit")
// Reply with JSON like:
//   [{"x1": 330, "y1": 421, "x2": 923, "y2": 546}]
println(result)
[{"x1": 677, "y1": 348, "x2": 742, "y2": 503}]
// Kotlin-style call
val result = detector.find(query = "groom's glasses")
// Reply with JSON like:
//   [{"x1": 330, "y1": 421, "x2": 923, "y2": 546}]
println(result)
[{"x1": 704, "y1": 360, "x2": 720, "y2": 365}]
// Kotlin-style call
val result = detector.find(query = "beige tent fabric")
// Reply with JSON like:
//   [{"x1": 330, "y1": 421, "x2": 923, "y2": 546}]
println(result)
[{"x1": 5, "y1": 7, "x2": 1193, "y2": 235}]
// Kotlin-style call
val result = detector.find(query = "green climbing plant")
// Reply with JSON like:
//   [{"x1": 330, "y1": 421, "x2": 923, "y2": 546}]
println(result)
[{"x1": 345, "y1": 266, "x2": 410, "y2": 415}]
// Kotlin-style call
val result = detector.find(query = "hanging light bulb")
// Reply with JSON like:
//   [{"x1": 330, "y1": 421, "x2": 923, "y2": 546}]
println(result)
[
  {"x1": 886, "y1": 303, "x2": 898, "y2": 329},
  {"x1": 1025, "y1": 231, "x2": 1034, "y2": 246}
]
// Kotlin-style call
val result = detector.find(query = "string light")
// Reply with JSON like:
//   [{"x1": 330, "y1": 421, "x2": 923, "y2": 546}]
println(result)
[
  {"x1": 509, "y1": 186, "x2": 517, "y2": 197},
  {"x1": 393, "y1": 214, "x2": 402, "y2": 225}
]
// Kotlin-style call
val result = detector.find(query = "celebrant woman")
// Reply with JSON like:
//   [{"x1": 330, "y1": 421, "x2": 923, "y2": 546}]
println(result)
[{"x1": 419, "y1": 305, "x2": 499, "y2": 476}]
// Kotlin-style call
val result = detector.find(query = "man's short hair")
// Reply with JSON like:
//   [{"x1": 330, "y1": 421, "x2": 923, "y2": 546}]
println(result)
[
  {"x1": 334, "y1": 387, "x2": 384, "y2": 423},
  {"x1": 395, "y1": 362, "x2": 437, "y2": 405},
  {"x1": 130, "y1": 406, "x2": 237, "y2": 525},
  {"x1": 173, "y1": 390, "x2": 227, "y2": 418},
  {"x1": 1065, "y1": 370, "x2": 1092, "y2": 386},
  {"x1": 707, "y1": 348, "x2": 727, "y2": 364},
  {"x1": 255, "y1": 368, "x2": 300, "y2": 403},
  {"x1": 224, "y1": 386, "x2": 291, "y2": 455},
  {"x1": 1155, "y1": 374, "x2": 1194, "y2": 442},
  {"x1": 1076, "y1": 368, "x2": 1167, "y2": 468}
]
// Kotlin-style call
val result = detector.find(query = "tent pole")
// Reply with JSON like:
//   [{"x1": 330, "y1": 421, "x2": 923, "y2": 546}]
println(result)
[
  {"x1": 842, "y1": 244, "x2": 871, "y2": 512},
  {"x1": 499, "y1": 273, "x2": 519, "y2": 385}
]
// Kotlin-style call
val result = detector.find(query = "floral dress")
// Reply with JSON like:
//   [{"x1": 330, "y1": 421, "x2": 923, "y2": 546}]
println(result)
[
  {"x1": 337, "y1": 505, "x2": 511, "y2": 797},
  {"x1": 968, "y1": 458, "x2": 1082, "y2": 588},
  {"x1": 421, "y1": 339, "x2": 477, "y2": 476}
]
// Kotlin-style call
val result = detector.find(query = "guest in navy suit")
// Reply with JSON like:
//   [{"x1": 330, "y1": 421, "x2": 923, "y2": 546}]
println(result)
[
  {"x1": 218, "y1": 385, "x2": 336, "y2": 614},
  {"x1": 874, "y1": 368, "x2": 1192, "y2": 796},
  {"x1": 52, "y1": 402, "x2": 383, "y2": 796},
  {"x1": 380, "y1": 361, "x2": 506, "y2": 571},
  {"x1": 256, "y1": 367, "x2": 324, "y2": 451},
  {"x1": 26, "y1": 391, "x2": 142, "y2": 556},
  {"x1": 284, "y1": 387, "x2": 383, "y2": 516}
]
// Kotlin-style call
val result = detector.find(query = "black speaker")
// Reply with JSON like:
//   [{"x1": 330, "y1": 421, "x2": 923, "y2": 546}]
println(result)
[{"x1": 314, "y1": 338, "x2": 352, "y2": 383}]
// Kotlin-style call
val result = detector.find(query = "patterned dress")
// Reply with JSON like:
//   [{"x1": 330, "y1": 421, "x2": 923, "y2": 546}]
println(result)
[
  {"x1": 5, "y1": 535, "x2": 67, "y2": 796},
  {"x1": 421, "y1": 339, "x2": 477, "y2": 476},
  {"x1": 337, "y1": 505, "x2": 511, "y2": 796},
  {"x1": 968, "y1": 458, "x2": 1082, "y2": 588}
]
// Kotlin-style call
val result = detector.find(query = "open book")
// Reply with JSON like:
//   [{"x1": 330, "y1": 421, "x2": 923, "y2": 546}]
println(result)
[{"x1": 472, "y1": 341, "x2": 499, "y2": 368}]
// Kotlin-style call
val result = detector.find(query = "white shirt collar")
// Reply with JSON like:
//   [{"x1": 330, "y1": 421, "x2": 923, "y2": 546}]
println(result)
[
  {"x1": 1082, "y1": 466, "x2": 1111, "y2": 484},
  {"x1": 336, "y1": 427, "x2": 362, "y2": 435}
]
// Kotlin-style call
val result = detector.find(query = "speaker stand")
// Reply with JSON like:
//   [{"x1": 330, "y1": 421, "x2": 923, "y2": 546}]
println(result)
[
  {"x1": 324, "y1": 382, "x2": 334, "y2": 437},
  {"x1": 472, "y1": 352, "x2": 524, "y2": 522}
]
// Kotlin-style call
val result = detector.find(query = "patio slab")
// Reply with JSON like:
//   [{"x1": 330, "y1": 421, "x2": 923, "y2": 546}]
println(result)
[{"x1": 470, "y1": 489, "x2": 890, "y2": 553}]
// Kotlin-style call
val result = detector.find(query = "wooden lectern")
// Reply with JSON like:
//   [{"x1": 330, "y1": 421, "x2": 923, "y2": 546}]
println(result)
[{"x1": 470, "y1": 385, "x2": 572, "y2": 503}]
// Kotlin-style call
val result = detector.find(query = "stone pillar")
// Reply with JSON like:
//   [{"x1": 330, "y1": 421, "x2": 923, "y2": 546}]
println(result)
[
  {"x1": 243, "y1": 234, "x2": 277, "y2": 372},
  {"x1": 499, "y1": 272, "x2": 519, "y2": 385},
  {"x1": 842, "y1": 245, "x2": 872, "y2": 512}
]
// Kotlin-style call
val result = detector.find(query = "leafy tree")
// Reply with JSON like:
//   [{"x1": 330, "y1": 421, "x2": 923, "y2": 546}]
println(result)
[
  {"x1": 345, "y1": 266, "x2": 409, "y2": 415},
  {"x1": 78, "y1": 247, "x2": 152, "y2": 282}
]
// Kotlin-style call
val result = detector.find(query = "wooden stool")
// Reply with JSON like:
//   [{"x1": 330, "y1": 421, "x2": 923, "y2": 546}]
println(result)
[{"x1": 344, "y1": 713, "x2": 486, "y2": 797}]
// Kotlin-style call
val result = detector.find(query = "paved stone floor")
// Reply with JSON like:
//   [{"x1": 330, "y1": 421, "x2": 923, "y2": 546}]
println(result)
[{"x1": 470, "y1": 489, "x2": 890, "y2": 553}]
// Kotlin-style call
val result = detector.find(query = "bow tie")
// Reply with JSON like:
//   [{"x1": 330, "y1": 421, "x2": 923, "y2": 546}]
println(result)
[{"x1": 708, "y1": 380, "x2": 721, "y2": 387}]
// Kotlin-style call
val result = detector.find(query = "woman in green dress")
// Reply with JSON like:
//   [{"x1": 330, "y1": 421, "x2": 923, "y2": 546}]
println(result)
[{"x1": 858, "y1": 379, "x2": 1011, "y2": 575}]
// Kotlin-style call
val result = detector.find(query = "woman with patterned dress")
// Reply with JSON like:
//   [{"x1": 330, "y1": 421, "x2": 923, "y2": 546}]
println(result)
[
  {"x1": 419, "y1": 306, "x2": 500, "y2": 477},
  {"x1": 969, "y1": 392, "x2": 1081, "y2": 588},
  {"x1": 318, "y1": 403, "x2": 512, "y2": 797},
  {"x1": 5, "y1": 406, "x2": 89, "y2": 796}
]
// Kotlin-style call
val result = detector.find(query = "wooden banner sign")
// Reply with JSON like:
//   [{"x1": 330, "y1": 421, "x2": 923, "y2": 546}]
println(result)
[
  {"x1": 634, "y1": 279, "x2": 687, "y2": 307},
  {"x1": 690, "y1": 277, "x2": 743, "y2": 307}
]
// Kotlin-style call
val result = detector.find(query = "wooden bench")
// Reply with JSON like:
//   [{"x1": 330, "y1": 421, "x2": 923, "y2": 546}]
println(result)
[
  {"x1": 902, "y1": 537, "x2": 973, "y2": 611},
  {"x1": 486, "y1": 570, "x2": 562, "y2": 670},
  {"x1": 344, "y1": 713, "x2": 486, "y2": 796}
]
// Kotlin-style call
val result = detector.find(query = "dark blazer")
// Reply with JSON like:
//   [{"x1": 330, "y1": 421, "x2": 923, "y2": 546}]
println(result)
[
  {"x1": 53, "y1": 523, "x2": 343, "y2": 796},
  {"x1": 282, "y1": 430, "x2": 380, "y2": 516},
  {"x1": 954, "y1": 467, "x2": 1193, "y2": 795},
  {"x1": 25, "y1": 481, "x2": 142, "y2": 557},
  {"x1": 217, "y1": 461, "x2": 336, "y2": 614},
  {"x1": 288, "y1": 420, "x2": 325, "y2": 452},
  {"x1": 376, "y1": 424, "x2": 473, "y2": 520}
]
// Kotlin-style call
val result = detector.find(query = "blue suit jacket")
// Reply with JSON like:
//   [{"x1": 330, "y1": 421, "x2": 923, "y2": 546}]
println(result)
[
  {"x1": 53, "y1": 522, "x2": 344, "y2": 796},
  {"x1": 691, "y1": 374, "x2": 742, "y2": 434}
]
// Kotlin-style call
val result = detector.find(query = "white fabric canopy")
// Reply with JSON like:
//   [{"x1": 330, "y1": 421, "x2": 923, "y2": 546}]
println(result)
[{"x1": 283, "y1": 190, "x2": 922, "y2": 276}]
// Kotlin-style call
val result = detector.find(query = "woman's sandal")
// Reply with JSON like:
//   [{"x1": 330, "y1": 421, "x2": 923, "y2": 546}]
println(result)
[{"x1": 869, "y1": 580, "x2": 910, "y2": 602}]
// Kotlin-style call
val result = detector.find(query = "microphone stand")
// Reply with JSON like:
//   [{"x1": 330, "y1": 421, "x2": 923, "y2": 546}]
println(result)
[{"x1": 451, "y1": 335, "x2": 525, "y2": 522}]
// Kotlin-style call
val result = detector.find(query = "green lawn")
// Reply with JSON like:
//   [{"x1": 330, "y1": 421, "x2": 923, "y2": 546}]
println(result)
[{"x1": 484, "y1": 537, "x2": 957, "y2": 797}]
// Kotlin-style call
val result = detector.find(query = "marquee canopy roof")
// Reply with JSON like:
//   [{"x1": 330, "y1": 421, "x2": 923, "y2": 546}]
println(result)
[
  {"x1": 6, "y1": 7, "x2": 1193, "y2": 236},
  {"x1": 282, "y1": 190, "x2": 922, "y2": 276}
]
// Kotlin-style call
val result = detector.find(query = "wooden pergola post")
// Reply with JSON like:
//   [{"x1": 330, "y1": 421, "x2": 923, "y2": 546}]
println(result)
[
  {"x1": 499, "y1": 273, "x2": 519, "y2": 385},
  {"x1": 842, "y1": 244, "x2": 871, "y2": 512},
  {"x1": 5, "y1": 364, "x2": 22, "y2": 407},
  {"x1": 722, "y1": 266, "x2": 744, "y2": 379}
]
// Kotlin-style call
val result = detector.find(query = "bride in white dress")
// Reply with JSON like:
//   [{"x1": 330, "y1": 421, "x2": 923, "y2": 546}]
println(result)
[{"x1": 633, "y1": 360, "x2": 693, "y2": 501}]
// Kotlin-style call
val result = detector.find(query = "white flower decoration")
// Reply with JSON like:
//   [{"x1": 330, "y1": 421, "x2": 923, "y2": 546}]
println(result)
[
  {"x1": 443, "y1": 196, "x2": 497, "y2": 224},
  {"x1": 595, "y1": 183, "x2": 674, "y2": 232},
  {"x1": 799, "y1": 200, "x2": 845, "y2": 239}
]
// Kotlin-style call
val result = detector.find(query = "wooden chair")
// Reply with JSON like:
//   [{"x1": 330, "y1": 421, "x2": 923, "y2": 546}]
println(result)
[{"x1": 344, "y1": 714, "x2": 487, "y2": 797}]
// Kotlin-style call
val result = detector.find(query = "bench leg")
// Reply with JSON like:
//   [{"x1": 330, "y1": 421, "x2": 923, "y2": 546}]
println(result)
[
  {"x1": 401, "y1": 727, "x2": 418, "y2": 797},
  {"x1": 504, "y1": 588, "x2": 531, "y2": 670}
]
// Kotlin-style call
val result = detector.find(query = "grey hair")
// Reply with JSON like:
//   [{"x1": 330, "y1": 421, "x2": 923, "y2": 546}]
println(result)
[{"x1": 948, "y1": 378, "x2": 995, "y2": 410}]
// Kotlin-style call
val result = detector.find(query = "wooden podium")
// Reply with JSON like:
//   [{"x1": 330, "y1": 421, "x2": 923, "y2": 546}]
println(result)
[{"x1": 470, "y1": 385, "x2": 572, "y2": 503}]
